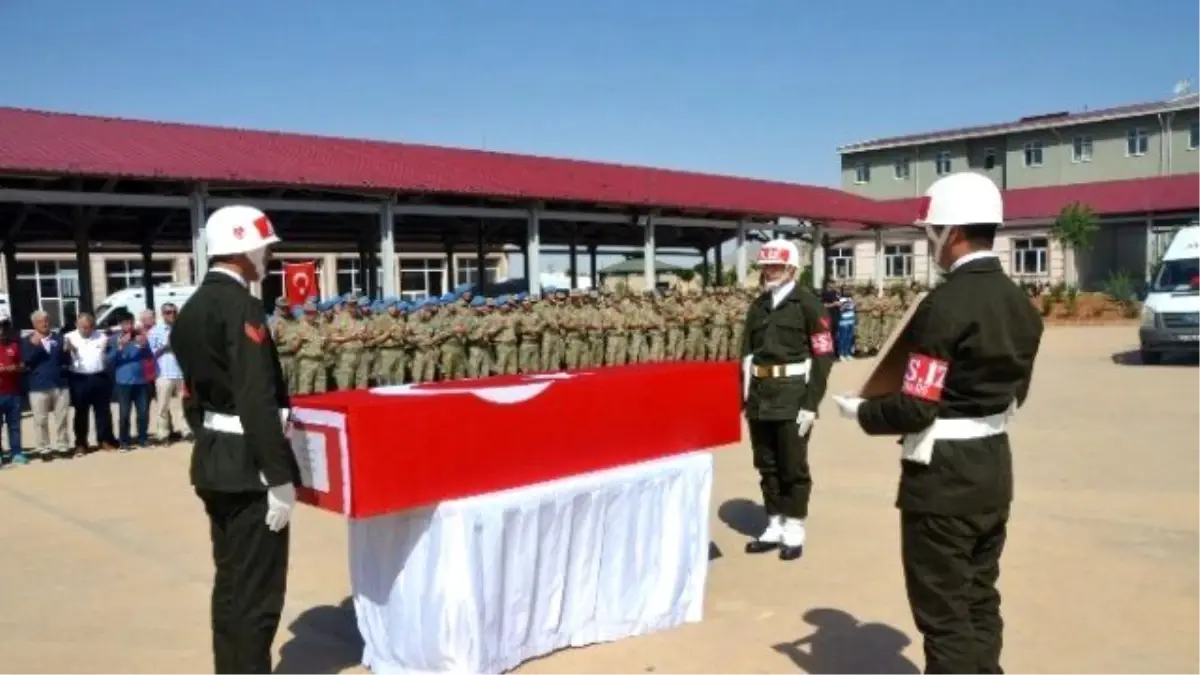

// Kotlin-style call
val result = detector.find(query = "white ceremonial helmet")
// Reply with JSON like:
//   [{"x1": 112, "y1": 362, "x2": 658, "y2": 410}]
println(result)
[
  {"x1": 914, "y1": 172, "x2": 1003, "y2": 270},
  {"x1": 204, "y1": 205, "x2": 281, "y2": 279},
  {"x1": 756, "y1": 239, "x2": 801, "y2": 269}
]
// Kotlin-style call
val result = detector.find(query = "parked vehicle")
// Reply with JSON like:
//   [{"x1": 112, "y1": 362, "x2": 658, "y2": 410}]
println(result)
[{"x1": 1139, "y1": 225, "x2": 1200, "y2": 364}]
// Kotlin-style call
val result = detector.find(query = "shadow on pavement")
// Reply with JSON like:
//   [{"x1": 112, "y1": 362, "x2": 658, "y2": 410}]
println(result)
[
  {"x1": 275, "y1": 596, "x2": 363, "y2": 674},
  {"x1": 773, "y1": 608, "x2": 918, "y2": 674},
  {"x1": 717, "y1": 497, "x2": 768, "y2": 538}
]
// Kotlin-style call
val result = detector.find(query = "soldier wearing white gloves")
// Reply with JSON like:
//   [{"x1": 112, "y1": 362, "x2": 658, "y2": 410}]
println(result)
[
  {"x1": 738, "y1": 240, "x2": 836, "y2": 561},
  {"x1": 172, "y1": 206, "x2": 299, "y2": 674}
]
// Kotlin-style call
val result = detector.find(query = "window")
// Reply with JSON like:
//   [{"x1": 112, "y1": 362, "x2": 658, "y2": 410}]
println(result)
[
  {"x1": 103, "y1": 259, "x2": 175, "y2": 294},
  {"x1": 828, "y1": 247, "x2": 855, "y2": 280},
  {"x1": 893, "y1": 157, "x2": 911, "y2": 180},
  {"x1": 14, "y1": 259, "x2": 80, "y2": 328},
  {"x1": 1023, "y1": 141, "x2": 1044, "y2": 167},
  {"x1": 935, "y1": 151, "x2": 952, "y2": 175},
  {"x1": 1189, "y1": 121, "x2": 1199, "y2": 150},
  {"x1": 399, "y1": 257, "x2": 445, "y2": 301},
  {"x1": 1072, "y1": 135, "x2": 1094, "y2": 162},
  {"x1": 335, "y1": 258, "x2": 383, "y2": 298},
  {"x1": 983, "y1": 147, "x2": 997, "y2": 170},
  {"x1": 1012, "y1": 237, "x2": 1049, "y2": 276},
  {"x1": 854, "y1": 161, "x2": 870, "y2": 184},
  {"x1": 455, "y1": 257, "x2": 500, "y2": 288},
  {"x1": 883, "y1": 244, "x2": 914, "y2": 279},
  {"x1": 1126, "y1": 127, "x2": 1148, "y2": 156}
]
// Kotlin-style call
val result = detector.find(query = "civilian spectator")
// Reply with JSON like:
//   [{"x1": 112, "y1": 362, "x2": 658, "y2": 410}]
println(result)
[
  {"x1": 65, "y1": 313, "x2": 117, "y2": 454},
  {"x1": 109, "y1": 314, "x2": 153, "y2": 450},
  {"x1": 148, "y1": 303, "x2": 186, "y2": 444},
  {"x1": 139, "y1": 310, "x2": 158, "y2": 385},
  {"x1": 820, "y1": 280, "x2": 842, "y2": 330},
  {"x1": 0, "y1": 311, "x2": 26, "y2": 466},
  {"x1": 836, "y1": 284, "x2": 857, "y2": 362},
  {"x1": 23, "y1": 310, "x2": 71, "y2": 459}
]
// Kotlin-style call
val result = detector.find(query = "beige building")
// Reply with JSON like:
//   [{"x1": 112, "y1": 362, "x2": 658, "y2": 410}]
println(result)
[
  {"x1": 0, "y1": 246, "x2": 508, "y2": 327},
  {"x1": 831, "y1": 92, "x2": 1199, "y2": 289}
]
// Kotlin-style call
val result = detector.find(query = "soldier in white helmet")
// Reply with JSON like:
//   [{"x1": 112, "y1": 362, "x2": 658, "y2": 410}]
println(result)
[
  {"x1": 171, "y1": 205, "x2": 298, "y2": 674},
  {"x1": 833, "y1": 173, "x2": 1043, "y2": 674},
  {"x1": 739, "y1": 239, "x2": 835, "y2": 561}
]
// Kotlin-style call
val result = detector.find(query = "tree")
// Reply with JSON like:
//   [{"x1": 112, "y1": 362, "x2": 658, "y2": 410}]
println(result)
[{"x1": 1049, "y1": 202, "x2": 1098, "y2": 286}]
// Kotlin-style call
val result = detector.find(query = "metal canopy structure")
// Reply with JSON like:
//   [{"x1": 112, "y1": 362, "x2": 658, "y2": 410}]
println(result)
[{"x1": 0, "y1": 106, "x2": 904, "y2": 325}]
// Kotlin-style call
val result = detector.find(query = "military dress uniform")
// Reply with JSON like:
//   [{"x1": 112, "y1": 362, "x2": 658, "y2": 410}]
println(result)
[
  {"x1": 848, "y1": 254, "x2": 1042, "y2": 673},
  {"x1": 740, "y1": 280, "x2": 835, "y2": 561},
  {"x1": 172, "y1": 270, "x2": 298, "y2": 674}
]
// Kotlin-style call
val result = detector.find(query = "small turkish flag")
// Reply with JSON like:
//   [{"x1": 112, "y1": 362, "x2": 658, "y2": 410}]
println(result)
[{"x1": 283, "y1": 261, "x2": 319, "y2": 307}]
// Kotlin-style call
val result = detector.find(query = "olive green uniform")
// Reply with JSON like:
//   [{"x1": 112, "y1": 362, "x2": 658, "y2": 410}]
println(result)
[
  {"x1": 853, "y1": 256, "x2": 1043, "y2": 674},
  {"x1": 741, "y1": 285, "x2": 835, "y2": 524},
  {"x1": 293, "y1": 318, "x2": 328, "y2": 395}
]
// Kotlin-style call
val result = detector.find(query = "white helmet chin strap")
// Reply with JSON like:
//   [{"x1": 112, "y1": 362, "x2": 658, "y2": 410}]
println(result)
[
  {"x1": 925, "y1": 224, "x2": 952, "y2": 272},
  {"x1": 245, "y1": 247, "x2": 268, "y2": 280}
]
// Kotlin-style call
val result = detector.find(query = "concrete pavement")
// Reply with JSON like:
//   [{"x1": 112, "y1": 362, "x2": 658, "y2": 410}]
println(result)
[{"x1": 0, "y1": 325, "x2": 1195, "y2": 673}]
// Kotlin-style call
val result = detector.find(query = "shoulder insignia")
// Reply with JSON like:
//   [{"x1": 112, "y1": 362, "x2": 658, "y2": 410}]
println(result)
[{"x1": 244, "y1": 322, "x2": 268, "y2": 345}]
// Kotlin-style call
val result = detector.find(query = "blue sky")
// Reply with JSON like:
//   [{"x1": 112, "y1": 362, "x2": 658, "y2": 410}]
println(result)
[{"x1": 1, "y1": 0, "x2": 1196, "y2": 273}]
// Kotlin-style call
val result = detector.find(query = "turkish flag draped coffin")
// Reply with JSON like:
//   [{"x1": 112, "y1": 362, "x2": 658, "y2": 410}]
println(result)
[
  {"x1": 290, "y1": 362, "x2": 741, "y2": 519},
  {"x1": 282, "y1": 261, "x2": 319, "y2": 307}
]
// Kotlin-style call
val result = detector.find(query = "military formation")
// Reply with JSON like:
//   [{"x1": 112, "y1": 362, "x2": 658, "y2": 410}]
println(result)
[
  {"x1": 841, "y1": 287, "x2": 923, "y2": 353},
  {"x1": 266, "y1": 283, "x2": 924, "y2": 397}
]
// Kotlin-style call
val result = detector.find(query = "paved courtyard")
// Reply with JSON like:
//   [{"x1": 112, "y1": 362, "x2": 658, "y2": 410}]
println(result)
[{"x1": 0, "y1": 325, "x2": 1195, "y2": 674}]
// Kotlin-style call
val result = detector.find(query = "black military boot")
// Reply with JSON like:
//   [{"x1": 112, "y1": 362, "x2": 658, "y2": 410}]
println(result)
[{"x1": 745, "y1": 515, "x2": 783, "y2": 554}]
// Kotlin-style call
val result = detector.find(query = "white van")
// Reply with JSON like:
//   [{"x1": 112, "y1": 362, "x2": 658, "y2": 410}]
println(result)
[
  {"x1": 94, "y1": 284, "x2": 198, "y2": 328},
  {"x1": 1139, "y1": 224, "x2": 1200, "y2": 364}
]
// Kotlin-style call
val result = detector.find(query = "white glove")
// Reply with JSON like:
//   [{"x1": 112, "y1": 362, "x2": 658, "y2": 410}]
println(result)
[
  {"x1": 833, "y1": 394, "x2": 864, "y2": 421},
  {"x1": 279, "y1": 407, "x2": 294, "y2": 440},
  {"x1": 260, "y1": 472, "x2": 296, "y2": 533},
  {"x1": 796, "y1": 409, "x2": 816, "y2": 436}
]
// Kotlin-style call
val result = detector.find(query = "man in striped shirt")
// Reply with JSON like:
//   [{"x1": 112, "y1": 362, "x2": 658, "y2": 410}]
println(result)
[{"x1": 148, "y1": 303, "x2": 186, "y2": 445}]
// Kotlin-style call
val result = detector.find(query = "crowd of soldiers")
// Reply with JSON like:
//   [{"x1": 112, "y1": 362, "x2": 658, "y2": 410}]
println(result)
[
  {"x1": 267, "y1": 282, "x2": 923, "y2": 397},
  {"x1": 268, "y1": 285, "x2": 750, "y2": 396}
]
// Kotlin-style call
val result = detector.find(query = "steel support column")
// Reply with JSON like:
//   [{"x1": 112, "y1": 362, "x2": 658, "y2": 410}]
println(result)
[
  {"x1": 699, "y1": 248, "x2": 710, "y2": 287},
  {"x1": 811, "y1": 223, "x2": 826, "y2": 290},
  {"x1": 475, "y1": 222, "x2": 488, "y2": 295},
  {"x1": 873, "y1": 228, "x2": 885, "y2": 295},
  {"x1": 714, "y1": 239, "x2": 725, "y2": 286},
  {"x1": 736, "y1": 220, "x2": 748, "y2": 286},
  {"x1": 379, "y1": 201, "x2": 397, "y2": 298},
  {"x1": 444, "y1": 238, "x2": 457, "y2": 294},
  {"x1": 527, "y1": 208, "x2": 542, "y2": 296},
  {"x1": 588, "y1": 244, "x2": 599, "y2": 289},
  {"x1": 72, "y1": 214, "x2": 94, "y2": 315},
  {"x1": 189, "y1": 190, "x2": 208, "y2": 282},
  {"x1": 142, "y1": 238, "x2": 156, "y2": 312},
  {"x1": 643, "y1": 215, "x2": 656, "y2": 291},
  {"x1": 568, "y1": 226, "x2": 579, "y2": 290}
]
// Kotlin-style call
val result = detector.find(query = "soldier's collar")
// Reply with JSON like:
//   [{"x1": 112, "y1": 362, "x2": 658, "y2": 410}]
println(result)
[{"x1": 948, "y1": 251, "x2": 1001, "y2": 275}]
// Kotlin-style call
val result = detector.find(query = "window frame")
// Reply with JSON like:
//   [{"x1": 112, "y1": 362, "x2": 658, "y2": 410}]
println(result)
[
  {"x1": 827, "y1": 246, "x2": 855, "y2": 281},
  {"x1": 1071, "y1": 135, "x2": 1093, "y2": 163},
  {"x1": 1188, "y1": 120, "x2": 1199, "y2": 150},
  {"x1": 882, "y1": 243, "x2": 914, "y2": 279},
  {"x1": 982, "y1": 147, "x2": 997, "y2": 170},
  {"x1": 1022, "y1": 140, "x2": 1044, "y2": 168},
  {"x1": 1126, "y1": 127, "x2": 1148, "y2": 157},
  {"x1": 935, "y1": 151, "x2": 953, "y2": 176},
  {"x1": 1011, "y1": 237, "x2": 1050, "y2": 276},
  {"x1": 893, "y1": 157, "x2": 911, "y2": 180},
  {"x1": 854, "y1": 161, "x2": 871, "y2": 184}
]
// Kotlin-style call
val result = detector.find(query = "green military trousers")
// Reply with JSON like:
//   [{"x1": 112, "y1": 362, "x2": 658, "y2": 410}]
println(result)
[{"x1": 901, "y1": 508, "x2": 1009, "y2": 675}]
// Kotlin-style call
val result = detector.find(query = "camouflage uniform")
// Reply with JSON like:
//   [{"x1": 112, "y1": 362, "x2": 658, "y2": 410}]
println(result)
[
  {"x1": 294, "y1": 303, "x2": 328, "y2": 395},
  {"x1": 518, "y1": 299, "x2": 544, "y2": 374},
  {"x1": 493, "y1": 299, "x2": 519, "y2": 375}
]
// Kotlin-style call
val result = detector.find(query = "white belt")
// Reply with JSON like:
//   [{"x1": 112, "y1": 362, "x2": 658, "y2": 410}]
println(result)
[
  {"x1": 741, "y1": 358, "x2": 811, "y2": 401},
  {"x1": 203, "y1": 411, "x2": 244, "y2": 434},
  {"x1": 901, "y1": 402, "x2": 1017, "y2": 465},
  {"x1": 202, "y1": 408, "x2": 293, "y2": 436}
]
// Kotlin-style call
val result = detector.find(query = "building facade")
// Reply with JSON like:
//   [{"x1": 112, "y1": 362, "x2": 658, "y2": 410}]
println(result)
[
  {"x1": 0, "y1": 247, "x2": 508, "y2": 328},
  {"x1": 833, "y1": 94, "x2": 1200, "y2": 289}
]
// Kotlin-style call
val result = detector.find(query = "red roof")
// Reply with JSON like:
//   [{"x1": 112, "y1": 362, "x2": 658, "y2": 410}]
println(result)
[
  {"x1": 0, "y1": 107, "x2": 892, "y2": 225},
  {"x1": 878, "y1": 174, "x2": 1199, "y2": 226}
]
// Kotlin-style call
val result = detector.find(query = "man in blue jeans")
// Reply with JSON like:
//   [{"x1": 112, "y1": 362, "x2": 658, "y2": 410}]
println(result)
[
  {"x1": 0, "y1": 312, "x2": 26, "y2": 466},
  {"x1": 109, "y1": 314, "x2": 154, "y2": 451}
]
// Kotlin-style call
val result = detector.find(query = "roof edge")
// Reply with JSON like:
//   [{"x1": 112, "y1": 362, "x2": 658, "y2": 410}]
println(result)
[{"x1": 837, "y1": 95, "x2": 1200, "y2": 155}]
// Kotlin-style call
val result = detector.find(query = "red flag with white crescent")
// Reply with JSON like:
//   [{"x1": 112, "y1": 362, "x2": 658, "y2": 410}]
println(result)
[{"x1": 283, "y1": 261, "x2": 319, "y2": 308}]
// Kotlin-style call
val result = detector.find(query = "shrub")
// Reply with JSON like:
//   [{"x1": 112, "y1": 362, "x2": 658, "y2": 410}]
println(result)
[
  {"x1": 1064, "y1": 286, "x2": 1079, "y2": 317},
  {"x1": 1049, "y1": 282, "x2": 1067, "y2": 303},
  {"x1": 1040, "y1": 294, "x2": 1054, "y2": 316},
  {"x1": 1102, "y1": 272, "x2": 1141, "y2": 318}
]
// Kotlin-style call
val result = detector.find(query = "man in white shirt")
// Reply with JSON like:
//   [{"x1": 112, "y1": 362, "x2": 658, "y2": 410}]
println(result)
[
  {"x1": 64, "y1": 313, "x2": 117, "y2": 453},
  {"x1": 148, "y1": 304, "x2": 186, "y2": 444}
]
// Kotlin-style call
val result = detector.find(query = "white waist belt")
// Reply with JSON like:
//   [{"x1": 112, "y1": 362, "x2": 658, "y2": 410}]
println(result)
[
  {"x1": 901, "y1": 402, "x2": 1017, "y2": 465},
  {"x1": 202, "y1": 409, "x2": 293, "y2": 436},
  {"x1": 741, "y1": 358, "x2": 811, "y2": 401},
  {"x1": 203, "y1": 411, "x2": 244, "y2": 434}
]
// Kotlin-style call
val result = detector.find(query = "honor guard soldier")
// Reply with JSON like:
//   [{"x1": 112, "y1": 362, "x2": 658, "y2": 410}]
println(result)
[
  {"x1": 172, "y1": 205, "x2": 299, "y2": 674},
  {"x1": 740, "y1": 239, "x2": 835, "y2": 561},
  {"x1": 833, "y1": 173, "x2": 1043, "y2": 674}
]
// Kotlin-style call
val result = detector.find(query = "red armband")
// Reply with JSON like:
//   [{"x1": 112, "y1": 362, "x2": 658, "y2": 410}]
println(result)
[
  {"x1": 810, "y1": 331, "x2": 835, "y2": 356},
  {"x1": 902, "y1": 354, "x2": 949, "y2": 402}
]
